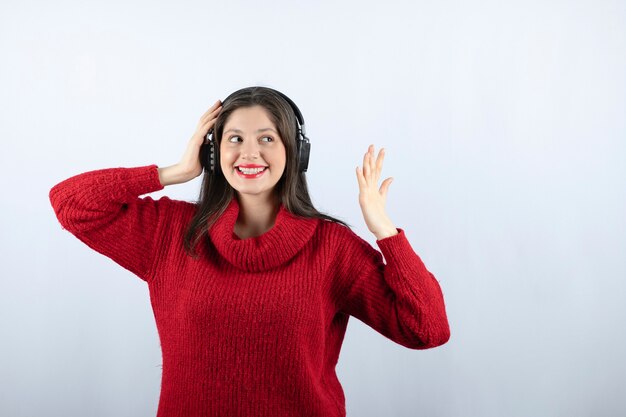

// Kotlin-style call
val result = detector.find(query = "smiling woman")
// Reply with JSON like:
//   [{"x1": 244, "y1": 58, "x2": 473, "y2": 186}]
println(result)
[
  {"x1": 184, "y1": 86, "x2": 351, "y2": 254},
  {"x1": 48, "y1": 85, "x2": 450, "y2": 417}
]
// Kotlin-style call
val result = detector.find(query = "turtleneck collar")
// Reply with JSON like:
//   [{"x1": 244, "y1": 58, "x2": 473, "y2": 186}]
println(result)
[{"x1": 208, "y1": 197, "x2": 320, "y2": 272}]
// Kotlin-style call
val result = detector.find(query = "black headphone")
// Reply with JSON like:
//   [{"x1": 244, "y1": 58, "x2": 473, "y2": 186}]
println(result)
[{"x1": 200, "y1": 88, "x2": 311, "y2": 175}]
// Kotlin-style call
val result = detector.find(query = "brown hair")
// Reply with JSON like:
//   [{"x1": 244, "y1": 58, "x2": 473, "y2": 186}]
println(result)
[{"x1": 183, "y1": 86, "x2": 352, "y2": 258}]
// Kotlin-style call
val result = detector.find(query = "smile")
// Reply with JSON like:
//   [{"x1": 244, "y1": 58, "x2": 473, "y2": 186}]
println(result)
[{"x1": 235, "y1": 166, "x2": 268, "y2": 179}]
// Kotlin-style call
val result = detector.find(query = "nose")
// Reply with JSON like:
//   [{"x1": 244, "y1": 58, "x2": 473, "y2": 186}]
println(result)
[{"x1": 240, "y1": 137, "x2": 260, "y2": 159}]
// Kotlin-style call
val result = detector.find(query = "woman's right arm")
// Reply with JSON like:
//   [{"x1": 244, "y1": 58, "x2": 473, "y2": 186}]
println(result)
[
  {"x1": 49, "y1": 100, "x2": 223, "y2": 283},
  {"x1": 49, "y1": 165, "x2": 172, "y2": 283}
]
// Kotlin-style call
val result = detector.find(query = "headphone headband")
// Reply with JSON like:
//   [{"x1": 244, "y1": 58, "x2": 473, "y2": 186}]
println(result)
[{"x1": 272, "y1": 90, "x2": 307, "y2": 139}]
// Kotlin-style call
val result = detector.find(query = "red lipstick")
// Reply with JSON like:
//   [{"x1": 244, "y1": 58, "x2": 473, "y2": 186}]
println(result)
[
  {"x1": 235, "y1": 165, "x2": 268, "y2": 179},
  {"x1": 237, "y1": 164, "x2": 267, "y2": 168}
]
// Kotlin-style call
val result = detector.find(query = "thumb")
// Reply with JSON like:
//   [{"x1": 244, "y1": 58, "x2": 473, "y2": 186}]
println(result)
[{"x1": 380, "y1": 177, "x2": 393, "y2": 196}]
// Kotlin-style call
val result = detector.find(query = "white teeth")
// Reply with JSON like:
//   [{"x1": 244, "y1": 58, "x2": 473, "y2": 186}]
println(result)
[{"x1": 237, "y1": 167, "x2": 266, "y2": 174}]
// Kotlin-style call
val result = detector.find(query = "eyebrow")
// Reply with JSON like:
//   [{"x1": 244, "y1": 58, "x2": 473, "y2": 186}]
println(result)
[{"x1": 224, "y1": 128, "x2": 278, "y2": 134}]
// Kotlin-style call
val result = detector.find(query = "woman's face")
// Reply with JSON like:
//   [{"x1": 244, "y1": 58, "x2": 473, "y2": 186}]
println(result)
[{"x1": 220, "y1": 105, "x2": 287, "y2": 200}]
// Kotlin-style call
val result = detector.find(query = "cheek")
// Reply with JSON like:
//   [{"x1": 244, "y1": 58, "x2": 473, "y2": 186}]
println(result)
[{"x1": 219, "y1": 150, "x2": 234, "y2": 165}]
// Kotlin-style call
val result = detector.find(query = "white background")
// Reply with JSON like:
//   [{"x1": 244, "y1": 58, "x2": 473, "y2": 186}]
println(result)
[{"x1": 1, "y1": 0, "x2": 625, "y2": 416}]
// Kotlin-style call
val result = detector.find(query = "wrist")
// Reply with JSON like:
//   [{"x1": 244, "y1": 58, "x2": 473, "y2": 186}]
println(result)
[
  {"x1": 157, "y1": 165, "x2": 193, "y2": 186},
  {"x1": 374, "y1": 226, "x2": 398, "y2": 241}
]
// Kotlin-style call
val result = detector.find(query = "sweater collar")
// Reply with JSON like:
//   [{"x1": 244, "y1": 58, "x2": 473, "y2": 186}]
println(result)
[{"x1": 208, "y1": 197, "x2": 319, "y2": 272}]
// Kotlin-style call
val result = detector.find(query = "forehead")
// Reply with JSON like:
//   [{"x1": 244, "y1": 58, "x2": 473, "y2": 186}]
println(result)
[{"x1": 224, "y1": 105, "x2": 275, "y2": 128}]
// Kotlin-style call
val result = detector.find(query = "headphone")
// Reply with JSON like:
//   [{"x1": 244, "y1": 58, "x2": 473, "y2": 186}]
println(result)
[{"x1": 200, "y1": 88, "x2": 311, "y2": 175}]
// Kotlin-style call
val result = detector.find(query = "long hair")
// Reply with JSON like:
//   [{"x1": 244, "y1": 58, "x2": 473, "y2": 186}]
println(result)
[{"x1": 183, "y1": 86, "x2": 352, "y2": 258}]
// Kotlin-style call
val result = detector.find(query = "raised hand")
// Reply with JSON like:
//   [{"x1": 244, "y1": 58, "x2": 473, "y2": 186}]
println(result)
[
  {"x1": 355, "y1": 144, "x2": 398, "y2": 240},
  {"x1": 158, "y1": 100, "x2": 222, "y2": 186}
]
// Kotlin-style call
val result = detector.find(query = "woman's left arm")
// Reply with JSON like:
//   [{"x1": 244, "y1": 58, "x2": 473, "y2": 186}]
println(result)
[
  {"x1": 339, "y1": 144, "x2": 450, "y2": 349},
  {"x1": 336, "y1": 227, "x2": 450, "y2": 349}
]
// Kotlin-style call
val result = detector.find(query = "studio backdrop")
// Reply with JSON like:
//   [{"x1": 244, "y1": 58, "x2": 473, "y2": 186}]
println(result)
[{"x1": 1, "y1": 1, "x2": 625, "y2": 416}]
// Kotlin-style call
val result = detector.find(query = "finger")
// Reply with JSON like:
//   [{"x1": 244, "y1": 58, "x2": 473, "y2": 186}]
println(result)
[
  {"x1": 367, "y1": 145, "x2": 376, "y2": 182},
  {"x1": 209, "y1": 99, "x2": 221, "y2": 110},
  {"x1": 201, "y1": 110, "x2": 218, "y2": 127},
  {"x1": 199, "y1": 119, "x2": 219, "y2": 140},
  {"x1": 197, "y1": 115, "x2": 219, "y2": 139},
  {"x1": 201, "y1": 100, "x2": 221, "y2": 116},
  {"x1": 200, "y1": 100, "x2": 222, "y2": 120},
  {"x1": 356, "y1": 166, "x2": 365, "y2": 189},
  {"x1": 201, "y1": 104, "x2": 222, "y2": 123},
  {"x1": 375, "y1": 148, "x2": 384, "y2": 181},
  {"x1": 362, "y1": 149, "x2": 370, "y2": 182}
]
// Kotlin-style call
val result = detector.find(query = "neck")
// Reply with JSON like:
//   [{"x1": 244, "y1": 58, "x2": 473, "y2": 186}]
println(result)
[{"x1": 234, "y1": 193, "x2": 280, "y2": 239}]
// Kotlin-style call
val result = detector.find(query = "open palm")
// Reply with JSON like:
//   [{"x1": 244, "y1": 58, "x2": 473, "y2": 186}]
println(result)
[{"x1": 355, "y1": 144, "x2": 397, "y2": 238}]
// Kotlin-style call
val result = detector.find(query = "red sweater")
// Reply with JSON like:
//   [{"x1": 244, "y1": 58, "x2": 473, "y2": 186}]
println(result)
[{"x1": 49, "y1": 164, "x2": 450, "y2": 417}]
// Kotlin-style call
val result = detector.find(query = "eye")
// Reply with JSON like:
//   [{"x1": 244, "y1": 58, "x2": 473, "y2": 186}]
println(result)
[{"x1": 227, "y1": 136, "x2": 274, "y2": 143}]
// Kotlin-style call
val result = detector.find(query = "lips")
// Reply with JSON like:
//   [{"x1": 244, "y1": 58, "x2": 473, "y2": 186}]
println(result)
[
  {"x1": 236, "y1": 164, "x2": 268, "y2": 168},
  {"x1": 235, "y1": 166, "x2": 267, "y2": 179}
]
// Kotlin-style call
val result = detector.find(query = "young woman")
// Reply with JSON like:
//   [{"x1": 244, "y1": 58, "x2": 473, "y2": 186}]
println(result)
[{"x1": 49, "y1": 86, "x2": 450, "y2": 417}]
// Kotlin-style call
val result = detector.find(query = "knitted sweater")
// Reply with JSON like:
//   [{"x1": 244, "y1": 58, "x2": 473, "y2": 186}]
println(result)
[{"x1": 49, "y1": 164, "x2": 450, "y2": 417}]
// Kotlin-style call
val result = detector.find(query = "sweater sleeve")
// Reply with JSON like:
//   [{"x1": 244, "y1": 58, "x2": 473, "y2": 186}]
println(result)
[
  {"x1": 335, "y1": 227, "x2": 451, "y2": 350},
  {"x1": 49, "y1": 164, "x2": 170, "y2": 283}
]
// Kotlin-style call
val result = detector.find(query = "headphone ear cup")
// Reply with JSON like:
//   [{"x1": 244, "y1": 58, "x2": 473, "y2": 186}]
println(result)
[
  {"x1": 297, "y1": 139, "x2": 310, "y2": 173},
  {"x1": 200, "y1": 129, "x2": 216, "y2": 174},
  {"x1": 209, "y1": 140, "x2": 216, "y2": 174}
]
